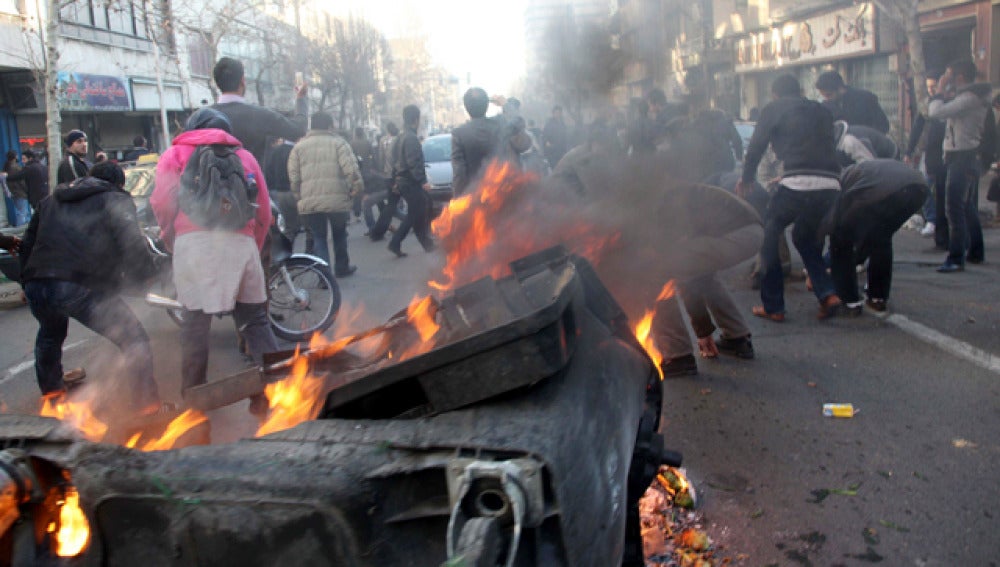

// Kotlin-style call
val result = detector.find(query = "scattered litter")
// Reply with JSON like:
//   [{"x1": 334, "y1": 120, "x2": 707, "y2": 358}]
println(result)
[
  {"x1": 822, "y1": 403, "x2": 857, "y2": 418},
  {"x1": 952, "y1": 438, "x2": 977, "y2": 449},
  {"x1": 878, "y1": 519, "x2": 910, "y2": 533},
  {"x1": 699, "y1": 388, "x2": 712, "y2": 395},
  {"x1": 806, "y1": 381, "x2": 817, "y2": 388}
]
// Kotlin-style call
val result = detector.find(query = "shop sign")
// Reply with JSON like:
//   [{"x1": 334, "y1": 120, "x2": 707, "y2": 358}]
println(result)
[
  {"x1": 56, "y1": 72, "x2": 132, "y2": 111},
  {"x1": 734, "y1": 3, "x2": 876, "y2": 72}
]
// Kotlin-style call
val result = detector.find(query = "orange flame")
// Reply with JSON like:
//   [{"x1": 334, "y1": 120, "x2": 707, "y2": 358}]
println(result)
[
  {"x1": 430, "y1": 161, "x2": 538, "y2": 291},
  {"x1": 54, "y1": 487, "x2": 89, "y2": 557},
  {"x1": 137, "y1": 410, "x2": 208, "y2": 451},
  {"x1": 40, "y1": 392, "x2": 108, "y2": 442},
  {"x1": 406, "y1": 295, "x2": 440, "y2": 343},
  {"x1": 633, "y1": 281, "x2": 677, "y2": 380},
  {"x1": 256, "y1": 355, "x2": 325, "y2": 437}
]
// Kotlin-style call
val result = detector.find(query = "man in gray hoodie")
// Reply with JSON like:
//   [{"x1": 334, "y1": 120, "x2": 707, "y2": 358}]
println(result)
[{"x1": 928, "y1": 58, "x2": 991, "y2": 272}]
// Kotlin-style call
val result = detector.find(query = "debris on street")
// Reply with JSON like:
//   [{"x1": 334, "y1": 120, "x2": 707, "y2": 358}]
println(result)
[{"x1": 641, "y1": 466, "x2": 740, "y2": 567}]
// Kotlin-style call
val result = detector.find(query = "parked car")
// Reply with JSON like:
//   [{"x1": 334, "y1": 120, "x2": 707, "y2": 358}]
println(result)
[
  {"x1": 422, "y1": 133, "x2": 453, "y2": 217},
  {"x1": 0, "y1": 227, "x2": 24, "y2": 282}
]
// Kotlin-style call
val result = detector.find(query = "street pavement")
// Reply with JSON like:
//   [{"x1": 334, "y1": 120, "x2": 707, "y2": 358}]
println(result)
[{"x1": 1, "y1": 212, "x2": 999, "y2": 564}]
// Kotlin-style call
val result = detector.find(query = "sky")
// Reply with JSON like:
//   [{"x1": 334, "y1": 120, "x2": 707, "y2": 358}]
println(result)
[{"x1": 336, "y1": 0, "x2": 528, "y2": 96}]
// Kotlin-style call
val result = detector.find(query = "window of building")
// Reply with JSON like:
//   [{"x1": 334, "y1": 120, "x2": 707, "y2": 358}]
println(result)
[
  {"x1": 59, "y1": 0, "x2": 149, "y2": 39},
  {"x1": 187, "y1": 32, "x2": 214, "y2": 77}
]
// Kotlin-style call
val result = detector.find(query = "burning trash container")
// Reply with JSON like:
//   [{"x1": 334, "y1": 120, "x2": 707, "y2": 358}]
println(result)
[{"x1": 0, "y1": 247, "x2": 679, "y2": 566}]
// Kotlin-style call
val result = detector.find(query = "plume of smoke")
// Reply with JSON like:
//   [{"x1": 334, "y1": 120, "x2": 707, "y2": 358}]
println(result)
[{"x1": 433, "y1": 157, "x2": 763, "y2": 320}]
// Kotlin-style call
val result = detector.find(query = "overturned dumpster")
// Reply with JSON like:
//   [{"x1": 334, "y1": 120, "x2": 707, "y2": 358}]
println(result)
[{"x1": 0, "y1": 247, "x2": 680, "y2": 567}]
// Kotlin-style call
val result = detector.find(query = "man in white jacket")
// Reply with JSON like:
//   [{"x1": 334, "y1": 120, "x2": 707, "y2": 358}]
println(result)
[{"x1": 928, "y1": 58, "x2": 991, "y2": 272}]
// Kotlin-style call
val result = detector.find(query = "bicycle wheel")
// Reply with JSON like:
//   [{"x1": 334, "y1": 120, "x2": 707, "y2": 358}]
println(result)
[{"x1": 267, "y1": 258, "x2": 340, "y2": 342}]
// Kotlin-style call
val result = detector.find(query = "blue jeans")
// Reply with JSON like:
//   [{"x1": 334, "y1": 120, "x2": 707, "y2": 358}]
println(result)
[
  {"x1": 943, "y1": 151, "x2": 983, "y2": 265},
  {"x1": 24, "y1": 279, "x2": 160, "y2": 410},
  {"x1": 10, "y1": 198, "x2": 30, "y2": 226},
  {"x1": 760, "y1": 186, "x2": 839, "y2": 314},
  {"x1": 302, "y1": 211, "x2": 350, "y2": 273}
]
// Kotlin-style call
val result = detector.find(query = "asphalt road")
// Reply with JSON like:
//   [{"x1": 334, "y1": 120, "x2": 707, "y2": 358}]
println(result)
[{"x1": 1, "y1": 216, "x2": 998, "y2": 565}]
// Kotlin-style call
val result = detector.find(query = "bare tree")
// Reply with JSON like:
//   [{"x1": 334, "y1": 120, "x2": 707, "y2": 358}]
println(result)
[
  {"x1": 332, "y1": 16, "x2": 390, "y2": 129},
  {"x1": 306, "y1": 37, "x2": 344, "y2": 113},
  {"x1": 43, "y1": 0, "x2": 63, "y2": 183},
  {"x1": 872, "y1": 0, "x2": 927, "y2": 114},
  {"x1": 303, "y1": 16, "x2": 389, "y2": 128},
  {"x1": 170, "y1": 0, "x2": 269, "y2": 99}
]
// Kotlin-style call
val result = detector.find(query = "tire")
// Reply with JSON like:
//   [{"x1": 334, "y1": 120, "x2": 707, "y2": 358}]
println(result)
[{"x1": 267, "y1": 258, "x2": 340, "y2": 342}]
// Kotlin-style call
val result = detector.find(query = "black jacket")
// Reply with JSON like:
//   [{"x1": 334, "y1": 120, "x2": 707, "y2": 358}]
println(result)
[
  {"x1": 212, "y1": 97, "x2": 308, "y2": 164},
  {"x1": 263, "y1": 142, "x2": 294, "y2": 192},
  {"x1": 823, "y1": 86, "x2": 890, "y2": 134},
  {"x1": 5, "y1": 160, "x2": 49, "y2": 209},
  {"x1": 392, "y1": 127, "x2": 427, "y2": 187},
  {"x1": 56, "y1": 153, "x2": 91, "y2": 185},
  {"x1": 19, "y1": 177, "x2": 158, "y2": 293},
  {"x1": 822, "y1": 159, "x2": 929, "y2": 237},
  {"x1": 123, "y1": 147, "x2": 151, "y2": 162},
  {"x1": 451, "y1": 117, "x2": 501, "y2": 195},
  {"x1": 906, "y1": 114, "x2": 946, "y2": 171},
  {"x1": 742, "y1": 96, "x2": 841, "y2": 183}
]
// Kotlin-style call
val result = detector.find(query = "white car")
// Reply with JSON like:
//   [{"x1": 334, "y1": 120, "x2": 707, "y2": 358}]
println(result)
[{"x1": 422, "y1": 134, "x2": 453, "y2": 217}]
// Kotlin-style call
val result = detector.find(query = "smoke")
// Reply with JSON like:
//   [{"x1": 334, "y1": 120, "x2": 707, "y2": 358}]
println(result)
[{"x1": 433, "y1": 157, "x2": 763, "y2": 321}]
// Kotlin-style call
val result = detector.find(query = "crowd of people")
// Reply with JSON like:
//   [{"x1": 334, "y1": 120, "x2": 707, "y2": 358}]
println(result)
[{"x1": 4, "y1": 53, "x2": 998, "y2": 415}]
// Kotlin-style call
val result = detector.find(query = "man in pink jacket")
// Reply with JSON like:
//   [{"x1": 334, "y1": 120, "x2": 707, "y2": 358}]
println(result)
[{"x1": 150, "y1": 108, "x2": 277, "y2": 417}]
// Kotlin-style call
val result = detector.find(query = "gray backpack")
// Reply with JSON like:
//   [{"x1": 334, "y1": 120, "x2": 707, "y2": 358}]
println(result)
[{"x1": 178, "y1": 145, "x2": 255, "y2": 230}]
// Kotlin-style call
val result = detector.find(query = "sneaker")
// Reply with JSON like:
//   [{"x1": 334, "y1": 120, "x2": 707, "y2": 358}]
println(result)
[
  {"x1": 843, "y1": 301, "x2": 864, "y2": 317},
  {"x1": 920, "y1": 222, "x2": 936, "y2": 237},
  {"x1": 716, "y1": 336, "x2": 755, "y2": 359},
  {"x1": 903, "y1": 214, "x2": 924, "y2": 231},
  {"x1": 936, "y1": 262, "x2": 964, "y2": 273},
  {"x1": 659, "y1": 354, "x2": 698, "y2": 378},
  {"x1": 865, "y1": 298, "x2": 887, "y2": 312}
]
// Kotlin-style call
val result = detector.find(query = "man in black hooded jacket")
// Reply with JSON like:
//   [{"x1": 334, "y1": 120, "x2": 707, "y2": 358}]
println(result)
[{"x1": 19, "y1": 161, "x2": 167, "y2": 415}]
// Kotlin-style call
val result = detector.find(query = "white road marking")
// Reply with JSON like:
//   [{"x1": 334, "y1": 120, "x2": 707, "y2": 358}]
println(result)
[
  {"x1": 0, "y1": 340, "x2": 90, "y2": 386},
  {"x1": 877, "y1": 312, "x2": 1000, "y2": 375}
]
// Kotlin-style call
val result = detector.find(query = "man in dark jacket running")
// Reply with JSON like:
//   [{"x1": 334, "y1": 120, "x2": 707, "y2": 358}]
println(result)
[
  {"x1": 387, "y1": 105, "x2": 435, "y2": 256},
  {"x1": 19, "y1": 161, "x2": 167, "y2": 414}
]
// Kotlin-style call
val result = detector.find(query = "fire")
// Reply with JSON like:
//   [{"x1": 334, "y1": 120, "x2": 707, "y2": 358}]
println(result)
[
  {"x1": 54, "y1": 487, "x2": 89, "y2": 557},
  {"x1": 406, "y1": 295, "x2": 440, "y2": 342},
  {"x1": 39, "y1": 389, "x2": 207, "y2": 452},
  {"x1": 633, "y1": 281, "x2": 677, "y2": 380},
  {"x1": 430, "y1": 161, "x2": 538, "y2": 291},
  {"x1": 135, "y1": 410, "x2": 208, "y2": 451},
  {"x1": 40, "y1": 392, "x2": 108, "y2": 442},
  {"x1": 256, "y1": 355, "x2": 325, "y2": 437}
]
